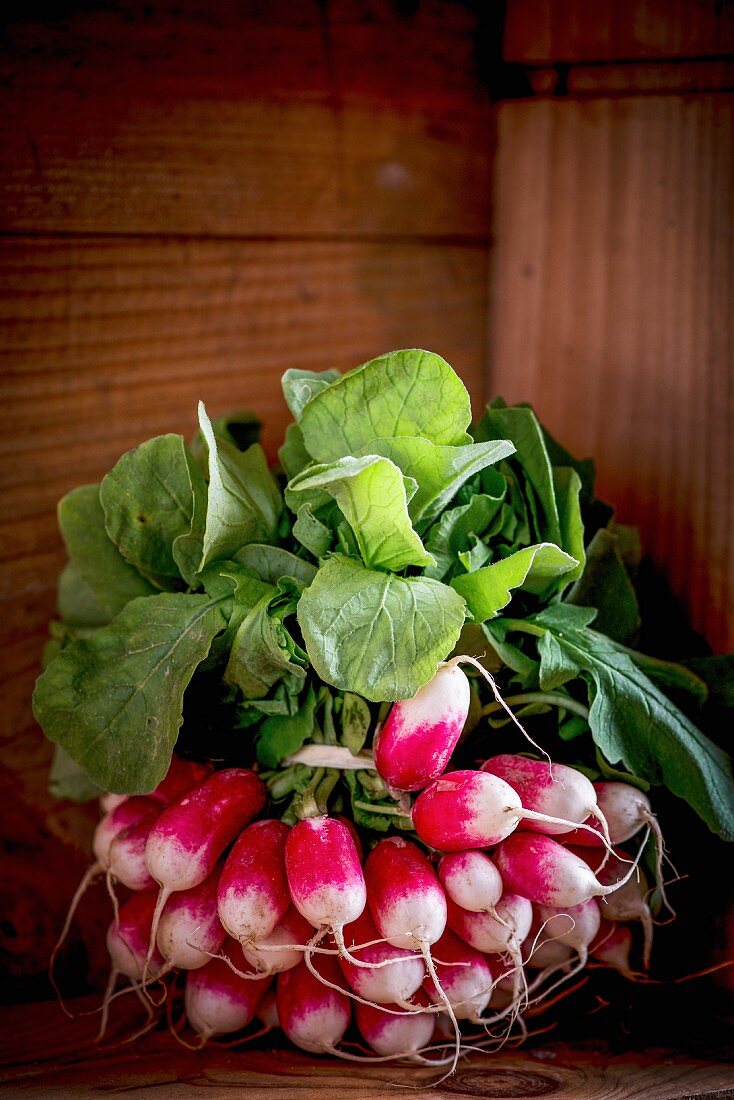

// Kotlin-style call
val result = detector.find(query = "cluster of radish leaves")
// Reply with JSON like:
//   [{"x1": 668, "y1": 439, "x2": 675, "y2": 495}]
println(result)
[{"x1": 33, "y1": 349, "x2": 734, "y2": 842}]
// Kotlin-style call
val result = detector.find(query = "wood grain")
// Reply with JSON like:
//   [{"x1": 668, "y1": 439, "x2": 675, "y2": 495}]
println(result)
[
  {"x1": 0, "y1": 1, "x2": 491, "y2": 238},
  {"x1": 0, "y1": 999, "x2": 732, "y2": 1099},
  {"x1": 487, "y1": 93, "x2": 734, "y2": 653},
  {"x1": 504, "y1": 0, "x2": 734, "y2": 62}
]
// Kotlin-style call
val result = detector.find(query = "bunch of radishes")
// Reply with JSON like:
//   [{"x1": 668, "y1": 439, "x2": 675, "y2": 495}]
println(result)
[{"x1": 59, "y1": 658, "x2": 665, "y2": 1071}]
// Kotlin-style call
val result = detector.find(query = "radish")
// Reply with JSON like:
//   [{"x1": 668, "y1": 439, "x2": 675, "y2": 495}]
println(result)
[
  {"x1": 335, "y1": 814, "x2": 363, "y2": 860},
  {"x1": 101, "y1": 887, "x2": 167, "y2": 1041},
  {"x1": 355, "y1": 997, "x2": 435, "y2": 1057},
  {"x1": 571, "y1": 847, "x2": 654, "y2": 968},
  {"x1": 149, "y1": 757, "x2": 213, "y2": 805},
  {"x1": 422, "y1": 929, "x2": 493, "y2": 1021},
  {"x1": 534, "y1": 899, "x2": 601, "y2": 966},
  {"x1": 438, "y1": 851, "x2": 503, "y2": 914},
  {"x1": 284, "y1": 816, "x2": 366, "y2": 961},
  {"x1": 107, "y1": 810, "x2": 159, "y2": 892},
  {"x1": 412, "y1": 770, "x2": 607, "y2": 852},
  {"x1": 241, "y1": 905, "x2": 315, "y2": 976},
  {"x1": 590, "y1": 919, "x2": 641, "y2": 979},
  {"x1": 52, "y1": 794, "x2": 161, "y2": 994},
  {"x1": 494, "y1": 831, "x2": 647, "y2": 908},
  {"x1": 374, "y1": 663, "x2": 470, "y2": 791},
  {"x1": 446, "y1": 893, "x2": 532, "y2": 956},
  {"x1": 257, "y1": 988, "x2": 280, "y2": 1033},
  {"x1": 144, "y1": 768, "x2": 266, "y2": 976},
  {"x1": 100, "y1": 792, "x2": 127, "y2": 813},
  {"x1": 363, "y1": 836, "x2": 460, "y2": 1072},
  {"x1": 481, "y1": 755, "x2": 609, "y2": 840},
  {"x1": 156, "y1": 869, "x2": 225, "y2": 971},
  {"x1": 339, "y1": 909, "x2": 424, "y2": 1005},
  {"x1": 569, "y1": 782, "x2": 656, "y2": 846},
  {"x1": 218, "y1": 820, "x2": 290, "y2": 948},
  {"x1": 277, "y1": 956, "x2": 351, "y2": 1054},
  {"x1": 184, "y1": 939, "x2": 270, "y2": 1043}
]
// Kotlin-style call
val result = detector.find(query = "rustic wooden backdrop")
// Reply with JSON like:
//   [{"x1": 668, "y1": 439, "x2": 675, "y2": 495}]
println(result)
[{"x1": 0, "y1": 0, "x2": 732, "y2": 1004}]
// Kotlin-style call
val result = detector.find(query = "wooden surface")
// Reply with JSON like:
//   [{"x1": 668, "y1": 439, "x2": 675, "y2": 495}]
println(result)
[
  {"x1": 488, "y1": 11, "x2": 734, "y2": 654},
  {"x1": 0, "y1": 999, "x2": 732, "y2": 1099}
]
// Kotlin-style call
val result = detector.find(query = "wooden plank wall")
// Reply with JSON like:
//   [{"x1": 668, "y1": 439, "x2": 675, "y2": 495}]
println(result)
[
  {"x1": 0, "y1": 0, "x2": 492, "y2": 998},
  {"x1": 490, "y1": 0, "x2": 734, "y2": 654}
]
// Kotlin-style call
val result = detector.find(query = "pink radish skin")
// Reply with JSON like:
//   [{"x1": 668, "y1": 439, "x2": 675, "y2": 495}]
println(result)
[
  {"x1": 413, "y1": 769, "x2": 597, "y2": 852},
  {"x1": 355, "y1": 998, "x2": 435, "y2": 1057},
  {"x1": 107, "y1": 810, "x2": 159, "y2": 891},
  {"x1": 365, "y1": 838, "x2": 447, "y2": 952},
  {"x1": 144, "y1": 768, "x2": 266, "y2": 971},
  {"x1": 277, "y1": 956, "x2": 351, "y2": 1054},
  {"x1": 535, "y1": 898, "x2": 601, "y2": 958},
  {"x1": 257, "y1": 988, "x2": 280, "y2": 1032},
  {"x1": 438, "y1": 851, "x2": 503, "y2": 913},
  {"x1": 285, "y1": 816, "x2": 366, "y2": 955},
  {"x1": 446, "y1": 893, "x2": 532, "y2": 956},
  {"x1": 524, "y1": 925, "x2": 574, "y2": 970},
  {"x1": 149, "y1": 757, "x2": 213, "y2": 805},
  {"x1": 184, "y1": 939, "x2": 270, "y2": 1041},
  {"x1": 93, "y1": 796, "x2": 161, "y2": 867},
  {"x1": 156, "y1": 870, "x2": 225, "y2": 970},
  {"x1": 373, "y1": 663, "x2": 471, "y2": 792},
  {"x1": 422, "y1": 929, "x2": 493, "y2": 1021},
  {"x1": 481, "y1": 755, "x2": 599, "y2": 836},
  {"x1": 100, "y1": 792, "x2": 127, "y2": 813},
  {"x1": 339, "y1": 909, "x2": 424, "y2": 1005},
  {"x1": 218, "y1": 820, "x2": 290, "y2": 947},
  {"x1": 106, "y1": 890, "x2": 166, "y2": 981},
  {"x1": 494, "y1": 832, "x2": 643, "y2": 908},
  {"x1": 335, "y1": 815, "x2": 363, "y2": 861},
  {"x1": 242, "y1": 905, "x2": 314, "y2": 975}
]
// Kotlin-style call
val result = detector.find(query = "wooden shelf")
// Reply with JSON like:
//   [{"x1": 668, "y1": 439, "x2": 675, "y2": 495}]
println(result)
[{"x1": 1, "y1": 999, "x2": 732, "y2": 1099}]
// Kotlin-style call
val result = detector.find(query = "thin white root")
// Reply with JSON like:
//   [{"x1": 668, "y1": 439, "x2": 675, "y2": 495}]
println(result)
[
  {"x1": 96, "y1": 966, "x2": 119, "y2": 1043},
  {"x1": 142, "y1": 886, "x2": 170, "y2": 1001},
  {"x1": 105, "y1": 869, "x2": 121, "y2": 931},
  {"x1": 50, "y1": 860, "x2": 102, "y2": 1016},
  {"x1": 448, "y1": 655, "x2": 553, "y2": 771},
  {"x1": 420, "y1": 942, "x2": 460, "y2": 1086}
]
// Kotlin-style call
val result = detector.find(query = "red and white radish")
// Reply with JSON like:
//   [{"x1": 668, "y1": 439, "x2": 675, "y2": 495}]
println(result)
[
  {"x1": 590, "y1": 919, "x2": 640, "y2": 979},
  {"x1": 494, "y1": 831, "x2": 646, "y2": 909},
  {"x1": 184, "y1": 939, "x2": 270, "y2": 1043},
  {"x1": 149, "y1": 757, "x2": 213, "y2": 805},
  {"x1": 412, "y1": 769, "x2": 607, "y2": 852},
  {"x1": 100, "y1": 887, "x2": 167, "y2": 1040},
  {"x1": 355, "y1": 998, "x2": 435, "y2": 1057},
  {"x1": 422, "y1": 929, "x2": 493, "y2": 1021},
  {"x1": 571, "y1": 847, "x2": 654, "y2": 969},
  {"x1": 374, "y1": 663, "x2": 470, "y2": 792},
  {"x1": 144, "y1": 768, "x2": 266, "y2": 976},
  {"x1": 107, "y1": 810, "x2": 159, "y2": 892},
  {"x1": 156, "y1": 869, "x2": 225, "y2": 971},
  {"x1": 277, "y1": 955, "x2": 351, "y2": 1054},
  {"x1": 438, "y1": 851, "x2": 503, "y2": 913},
  {"x1": 218, "y1": 819, "x2": 290, "y2": 948},
  {"x1": 284, "y1": 816, "x2": 366, "y2": 961},
  {"x1": 241, "y1": 905, "x2": 314, "y2": 976},
  {"x1": 481, "y1": 755, "x2": 609, "y2": 840},
  {"x1": 339, "y1": 909, "x2": 424, "y2": 1005}
]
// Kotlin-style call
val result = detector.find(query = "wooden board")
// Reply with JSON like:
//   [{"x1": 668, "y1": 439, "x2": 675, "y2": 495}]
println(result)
[
  {"x1": 487, "y1": 93, "x2": 734, "y2": 653},
  {"x1": 0, "y1": 999, "x2": 732, "y2": 1099},
  {"x1": 0, "y1": 1, "x2": 491, "y2": 238},
  {"x1": 504, "y1": 0, "x2": 734, "y2": 62}
]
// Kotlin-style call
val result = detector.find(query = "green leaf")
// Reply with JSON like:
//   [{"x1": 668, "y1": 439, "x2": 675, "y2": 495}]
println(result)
[
  {"x1": 48, "y1": 744, "x2": 100, "y2": 802},
  {"x1": 340, "y1": 692, "x2": 372, "y2": 754},
  {"x1": 225, "y1": 583, "x2": 308, "y2": 699},
  {"x1": 278, "y1": 423, "x2": 312, "y2": 481},
  {"x1": 281, "y1": 368, "x2": 342, "y2": 421},
  {"x1": 256, "y1": 686, "x2": 318, "y2": 768},
  {"x1": 190, "y1": 409, "x2": 262, "y2": 470},
  {"x1": 553, "y1": 467, "x2": 585, "y2": 583},
  {"x1": 287, "y1": 456, "x2": 433, "y2": 572},
  {"x1": 292, "y1": 504, "x2": 333, "y2": 559},
  {"x1": 198, "y1": 402, "x2": 282, "y2": 567},
  {"x1": 354, "y1": 437, "x2": 515, "y2": 528},
  {"x1": 300, "y1": 349, "x2": 473, "y2": 462},
  {"x1": 171, "y1": 449, "x2": 209, "y2": 587},
  {"x1": 623, "y1": 648, "x2": 708, "y2": 705},
  {"x1": 451, "y1": 543, "x2": 579, "y2": 622},
  {"x1": 57, "y1": 561, "x2": 110, "y2": 628},
  {"x1": 297, "y1": 554, "x2": 466, "y2": 701},
  {"x1": 424, "y1": 493, "x2": 506, "y2": 581},
  {"x1": 475, "y1": 404, "x2": 561, "y2": 545},
  {"x1": 100, "y1": 435, "x2": 199, "y2": 588},
  {"x1": 526, "y1": 610, "x2": 734, "y2": 841},
  {"x1": 58, "y1": 484, "x2": 154, "y2": 617},
  {"x1": 33, "y1": 593, "x2": 228, "y2": 793},
  {"x1": 233, "y1": 544, "x2": 317, "y2": 587},
  {"x1": 198, "y1": 562, "x2": 274, "y2": 665},
  {"x1": 568, "y1": 526, "x2": 640, "y2": 644}
]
